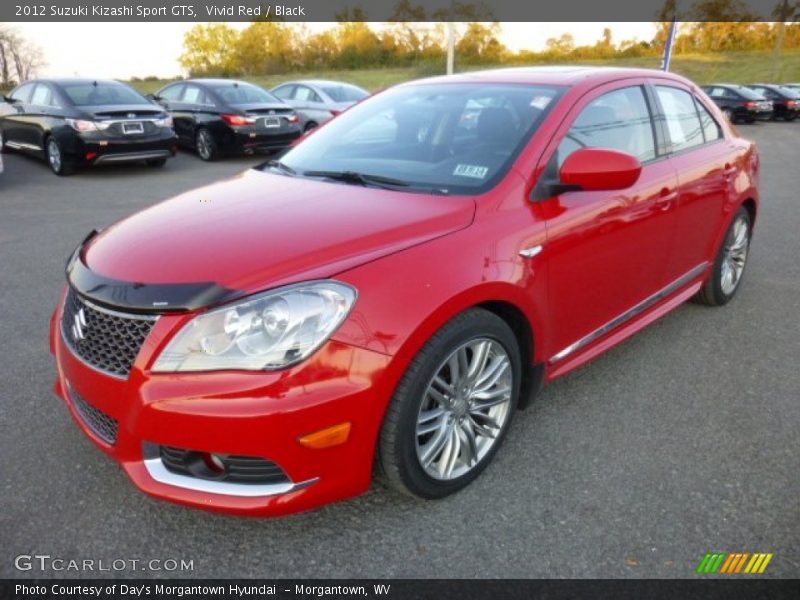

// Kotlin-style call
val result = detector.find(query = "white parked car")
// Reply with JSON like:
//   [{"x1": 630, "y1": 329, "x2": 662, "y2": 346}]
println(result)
[{"x1": 271, "y1": 80, "x2": 369, "y2": 132}]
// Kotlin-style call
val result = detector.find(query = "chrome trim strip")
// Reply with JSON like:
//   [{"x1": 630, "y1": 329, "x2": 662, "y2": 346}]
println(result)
[
  {"x1": 93, "y1": 150, "x2": 171, "y2": 164},
  {"x1": 6, "y1": 141, "x2": 42, "y2": 151},
  {"x1": 550, "y1": 262, "x2": 710, "y2": 364},
  {"x1": 80, "y1": 296, "x2": 160, "y2": 321},
  {"x1": 143, "y1": 456, "x2": 319, "y2": 498},
  {"x1": 519, "y1": 245, "x2": 543, "y2": 258}
]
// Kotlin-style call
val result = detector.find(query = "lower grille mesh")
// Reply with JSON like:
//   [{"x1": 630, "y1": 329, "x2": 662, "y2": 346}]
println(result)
[{"x1": 69, "y1": 388, "x2": 118, "y2": 445}]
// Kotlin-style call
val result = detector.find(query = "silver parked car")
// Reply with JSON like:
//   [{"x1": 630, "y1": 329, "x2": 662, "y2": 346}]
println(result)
[{"x1": 270, "y1": 80, "x2": 369, "y2": 132}]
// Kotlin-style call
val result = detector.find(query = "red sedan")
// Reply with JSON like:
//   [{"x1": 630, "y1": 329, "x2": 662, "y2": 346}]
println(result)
[{"x1": 50, "y1": 67, "x2": 759, "y2": 516}]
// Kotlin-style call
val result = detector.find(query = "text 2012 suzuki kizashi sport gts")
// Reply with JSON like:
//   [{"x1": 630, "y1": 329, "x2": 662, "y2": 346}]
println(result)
[{"x1": 51, "y1": 68, "x2": 759, "y2": 516}]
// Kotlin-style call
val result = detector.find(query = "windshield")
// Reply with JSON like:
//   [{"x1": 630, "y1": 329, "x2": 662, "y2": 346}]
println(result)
[
  {"x1": 320, "y1": 84, "x2": 369, "y2": 103},
  {"x1": 211, "y1": 82, "x2": 279, "y2": 105},
  {"x1": 278, "y1": 82, "x2": 563, "y2": 194},
  {"x1": 62, "y1": 82, "x2": 150, "y2": 106}
]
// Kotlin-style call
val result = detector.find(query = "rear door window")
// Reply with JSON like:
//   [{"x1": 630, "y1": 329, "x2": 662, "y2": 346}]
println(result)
[
  {"x1": 655, "y1": 86, "x2": 704, "y2": 153},
  {"x1": 695, "y1": 99, "x2": 722, "y2": 142}
]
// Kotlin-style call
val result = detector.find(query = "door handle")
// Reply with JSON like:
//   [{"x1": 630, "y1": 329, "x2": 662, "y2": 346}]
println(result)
[{"x1": 655, "y1": 187, "x2": 678, "y2": 208}]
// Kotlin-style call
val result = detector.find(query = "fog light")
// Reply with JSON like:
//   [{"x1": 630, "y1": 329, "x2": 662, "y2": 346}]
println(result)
[
  {"x1": 298, "y1": 422, "x2": 351, "y2": 449},
  {"x1": 202, "y1": 452, "x2": 226, "y2": 474}
]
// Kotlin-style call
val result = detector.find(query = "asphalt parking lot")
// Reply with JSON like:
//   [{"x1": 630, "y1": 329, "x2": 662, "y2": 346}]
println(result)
[{"x1": 1, "y1": 124, "x2": 798, "y2": 579}]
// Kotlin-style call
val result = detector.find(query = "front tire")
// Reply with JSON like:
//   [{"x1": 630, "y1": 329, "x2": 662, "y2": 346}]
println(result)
[
  {"x1": 377, "y1": 308, "x2": 521, "y2": 499},
  {"x1": 694, "y1": 207, "x2": 752, "y2": 306}
]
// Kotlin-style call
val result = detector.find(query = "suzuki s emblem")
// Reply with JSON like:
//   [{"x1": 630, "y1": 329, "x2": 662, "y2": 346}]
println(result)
[
  {"x1": 127, "y1": 113, "x2": 136, "y2": 118},
  {"x1": 71, "y1": 308, "x2": 87, "y2": 342}
]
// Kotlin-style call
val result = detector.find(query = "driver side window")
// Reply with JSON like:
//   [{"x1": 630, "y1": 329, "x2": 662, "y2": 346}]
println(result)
[{"x1": 557, "y1": 86, "x2": 657, "y2": 168}]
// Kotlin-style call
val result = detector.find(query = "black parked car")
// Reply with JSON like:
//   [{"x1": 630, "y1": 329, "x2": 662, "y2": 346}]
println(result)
[
  {"x1": 746, "y1": 84, "x2": 800, "y2": 121},
  {"x1": 701, "y1": 84, "x2": 773, "y2": 123},
  {"x1": 152, "y1": 79, "x2": 303, "y2": 161},
  {"x1": 0, "y1": 79, "x2": 177, "y2": 175}
]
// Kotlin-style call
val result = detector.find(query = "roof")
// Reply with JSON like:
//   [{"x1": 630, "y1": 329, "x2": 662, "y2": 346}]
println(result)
[
  {"x1": 407, "y1": 66, "x2": 692, "y2": 88},
  {"x1": 276, "y1": 79, "x2": 364, "y2": 87},
  {"x1": 36, "y1": 78, "x2": 126, "y2": 86},
  {"x1": 186, "y1": 78, "x2": 255, "y2": 86}
]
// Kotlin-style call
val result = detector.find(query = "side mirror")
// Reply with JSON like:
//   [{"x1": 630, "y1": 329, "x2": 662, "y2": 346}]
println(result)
[
  {"x1": 559, "y1": 148, "x2": 642, "y2": 192},
  {"x1": 3, "y1": 95, "x2": 19, "y2": 103}
]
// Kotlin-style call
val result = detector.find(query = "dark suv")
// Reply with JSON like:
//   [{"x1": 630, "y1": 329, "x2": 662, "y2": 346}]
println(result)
[
  {"x1": 0, "y1": 79, "x2": 177, "y2": 175},
  {"x1": 701, "y1": 84, "x2": 773, "y2": 123}
]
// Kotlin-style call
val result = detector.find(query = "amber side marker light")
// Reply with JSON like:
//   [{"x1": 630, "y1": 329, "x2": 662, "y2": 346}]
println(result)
[{"x1": 298, "y1": 422, "x2": 351, "y2": 449}]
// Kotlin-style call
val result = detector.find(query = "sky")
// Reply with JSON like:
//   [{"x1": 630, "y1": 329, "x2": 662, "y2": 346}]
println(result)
[{"x1": 14, "y1": 22, "x2": 657, "y2": 80}]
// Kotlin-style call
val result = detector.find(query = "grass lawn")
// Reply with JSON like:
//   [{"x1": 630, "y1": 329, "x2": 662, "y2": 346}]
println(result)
[{"x1": 122, "y1": 50, "x2": 800, "y2": 95}]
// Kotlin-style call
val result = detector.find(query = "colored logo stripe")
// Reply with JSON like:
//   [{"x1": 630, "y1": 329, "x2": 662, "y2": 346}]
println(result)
[{"x1": 697, "y1": 552, "x2": 773, "y2": 574}]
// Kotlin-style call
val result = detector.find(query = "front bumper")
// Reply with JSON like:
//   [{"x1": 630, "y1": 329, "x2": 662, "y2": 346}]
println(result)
[{"x1": 50, "y1": 292, "x2": 392, "y2": 516}]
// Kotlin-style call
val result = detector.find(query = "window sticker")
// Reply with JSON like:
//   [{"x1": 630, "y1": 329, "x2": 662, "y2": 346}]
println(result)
[
  {"x1": 530, "y1": 95, "x2": 553, "y2": 109},
  {"x1": 453, "y1": 164, "x2": 489, "y2": 179}
]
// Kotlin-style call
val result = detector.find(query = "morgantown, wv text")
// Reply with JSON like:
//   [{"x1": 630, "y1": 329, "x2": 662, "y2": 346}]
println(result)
[{"x1": 16, "y1": 584, "x2": 392, "y2": 598}]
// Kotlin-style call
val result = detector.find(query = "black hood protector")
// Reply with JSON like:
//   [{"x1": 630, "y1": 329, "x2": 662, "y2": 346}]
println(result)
[{"x1": 65, "y1": 231, "x2": 242, "y2": 314}]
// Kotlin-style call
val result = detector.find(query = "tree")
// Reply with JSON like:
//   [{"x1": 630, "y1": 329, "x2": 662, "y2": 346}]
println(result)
[
  {"x1": 236, "y1": 22, "x2": 299, "y2": 74},
  {"x1": 179, "y1": 24, "x2": 241, "y2": 77},
  {"x1": 0, "y1": 26, "x2": 45, "y2": 87}
]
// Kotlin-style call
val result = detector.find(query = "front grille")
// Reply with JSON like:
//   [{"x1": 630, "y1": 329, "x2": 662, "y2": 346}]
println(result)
[
  {"x1": 69, "y1": 387, "x2": 118, "y2": 445},
  {"x1": 159, "y1": 446, "x2": 290, "y2": 485},
  {"x1": 61, "y1": 288, "x2": 157, "y2": 378}
]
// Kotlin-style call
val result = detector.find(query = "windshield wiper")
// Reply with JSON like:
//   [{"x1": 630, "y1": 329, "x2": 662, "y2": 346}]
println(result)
[
  {"x1": 265, "y1": 160, "x2": 297, "y2": 176},
  {"x1": 303, "y1": 170, "x2": 411, "y2": 189}
]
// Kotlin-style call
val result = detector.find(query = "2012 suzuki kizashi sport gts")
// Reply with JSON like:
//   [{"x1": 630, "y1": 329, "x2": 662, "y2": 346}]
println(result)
[{"x1": 51, "y1": 68, "x2": 759, "y2": 516}]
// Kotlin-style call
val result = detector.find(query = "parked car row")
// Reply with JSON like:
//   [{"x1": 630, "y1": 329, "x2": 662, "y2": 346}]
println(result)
[
  {"x1": 0, "y1": 77, "x2": 369, "y2": 175},
  {"x1": 702, "y1": 83, "x2": 800, "y2": 123}
]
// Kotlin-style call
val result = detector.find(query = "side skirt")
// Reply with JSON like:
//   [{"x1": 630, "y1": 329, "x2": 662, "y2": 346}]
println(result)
[{"x1": 545, "y1": 263, "x2": 709, "y2": 381}]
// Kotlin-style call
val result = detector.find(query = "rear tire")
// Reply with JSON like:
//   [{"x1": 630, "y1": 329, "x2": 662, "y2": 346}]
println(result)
[
  {"x1": 377, "y1": 308, "x2": 521, "y2": 499},
  {"x1": 195, "y1": 128, "x2": 218, "y2": 161},
  {"x1": 785, "y1": 114, "x2": 798, "y2": 122},
  {"x1": 0, "y1": 128, "x2": 8, "y2": 153},
  {"x1": 693, "y1": 207, "x2": 751, "y2": 306},
  {"x1": 46, "y1": 136, "x2": 74, "y2": 176},
  {"x1": 304, "y1": 121, "x2": 318, "y2": 133}
]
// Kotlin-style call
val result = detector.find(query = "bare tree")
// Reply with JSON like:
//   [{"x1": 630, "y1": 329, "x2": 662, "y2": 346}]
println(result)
[{"x1": 0, "y1": 26, "x2": 45, "y2": 88}]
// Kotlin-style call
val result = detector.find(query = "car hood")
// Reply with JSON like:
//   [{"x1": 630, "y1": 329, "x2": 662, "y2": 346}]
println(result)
[{"x1": 81, "y1": 169, "x2": 475, "y2": 303}]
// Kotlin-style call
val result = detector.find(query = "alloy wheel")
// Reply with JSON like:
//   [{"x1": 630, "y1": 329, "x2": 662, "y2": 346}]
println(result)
[
  {"x1": 720, "y1": 214, "x2": 749, "y2": 295},
  {"x1": 48, "y1": 139, "x2": 62, "y2": 173},
  {"x1": 196, "y1": 130, "x2": 212, "y2": 160},
  {"x1": 415, "y1": 338, "x2": 513, "y2": 481}
]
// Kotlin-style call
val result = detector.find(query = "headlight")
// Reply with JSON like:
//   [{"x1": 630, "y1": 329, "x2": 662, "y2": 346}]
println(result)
[
  {"x1": 65, "y1": 118, "x2": 111, "y2": 132},
  {"x1": 152, "y1": 281, "x2": 357, "y2": 372},
  {"x1": 154, "y1": 115, "x2": 173, "y2": 128}
]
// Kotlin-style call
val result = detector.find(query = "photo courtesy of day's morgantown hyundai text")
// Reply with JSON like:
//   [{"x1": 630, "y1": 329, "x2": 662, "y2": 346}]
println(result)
[{"x1": 50, "y1": 67, "x2": 759, "y2": 516}]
